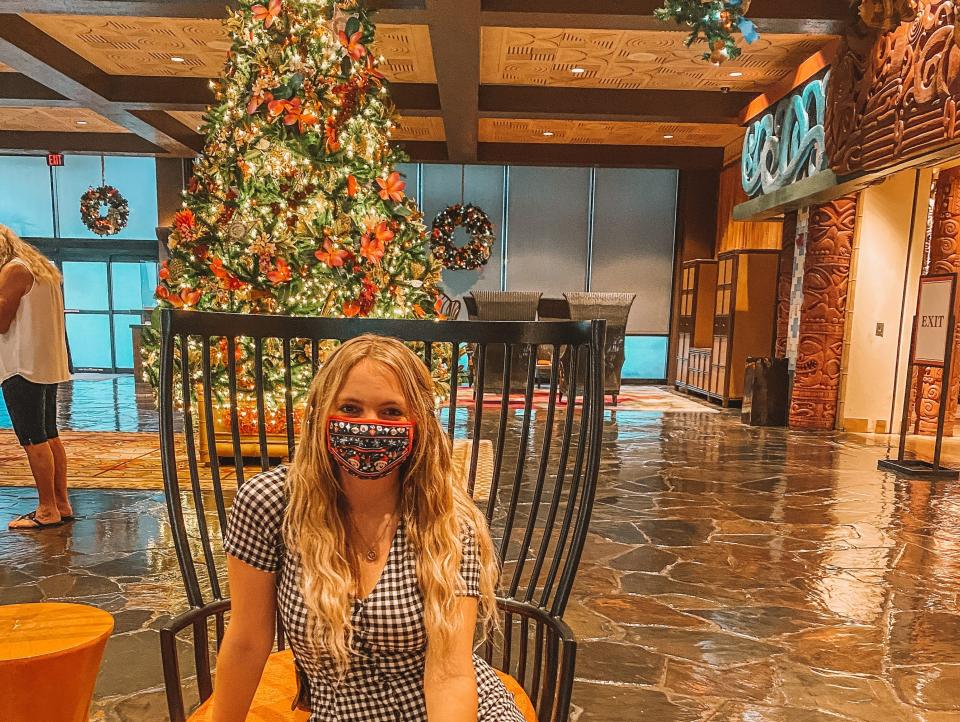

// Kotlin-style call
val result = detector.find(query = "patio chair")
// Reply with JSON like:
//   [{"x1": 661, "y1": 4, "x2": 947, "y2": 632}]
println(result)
[
  {"x1": 470, "y1": 291, "x2": 542, "y2": 395},
  {"x1": 156, "y1": 309, "x2": 605, "y2": 722},
  {"x1": 560, "y1": 292, "x2": 636, "y2": 406}
]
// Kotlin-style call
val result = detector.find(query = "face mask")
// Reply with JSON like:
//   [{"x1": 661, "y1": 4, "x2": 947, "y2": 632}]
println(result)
[{"x1": 326, "y1": 416, "x2": 415, "y2": 480}]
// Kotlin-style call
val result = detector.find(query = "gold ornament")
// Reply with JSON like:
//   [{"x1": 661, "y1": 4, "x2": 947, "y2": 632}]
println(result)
[{"x1": 709, "y1": 39, "x2": 729, "y2": 65}]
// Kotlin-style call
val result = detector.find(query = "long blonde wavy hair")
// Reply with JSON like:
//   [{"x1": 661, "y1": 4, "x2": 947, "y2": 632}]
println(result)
[
  {"x1": 0, "y1": 225, "x2": 61, "y2": 285},
  {"x1": 282, "y1": 335, "x2": 499, "y2": 672}
]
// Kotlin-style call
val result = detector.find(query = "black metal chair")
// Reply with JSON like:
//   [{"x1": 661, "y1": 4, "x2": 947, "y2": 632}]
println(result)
[{"x1": 156, "y1": 309, "x2": 605, "y2": 722}]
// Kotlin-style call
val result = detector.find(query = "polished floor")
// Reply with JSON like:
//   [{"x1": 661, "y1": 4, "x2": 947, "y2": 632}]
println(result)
[{"x1": 1, "y1": 384, "x2": 960, "y2": 720}]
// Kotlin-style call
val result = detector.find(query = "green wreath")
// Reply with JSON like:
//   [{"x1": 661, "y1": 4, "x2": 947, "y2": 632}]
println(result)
[
  {"x1": 430, "y1": 203, "x2": 494, "y2": 271},
  {"x1": 80, "y1": 185, "x2": 129, "y2": 237}
]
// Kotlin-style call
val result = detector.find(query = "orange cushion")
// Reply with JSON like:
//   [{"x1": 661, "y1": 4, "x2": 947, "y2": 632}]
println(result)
[
  {"x1": 189, "y1": 649, "x2": 309, "y2": 722},
  {"x1": 496, "y1": 670, "x2": 538, "y2": 722},
  {"x1": 189, "y1": 649, "x2": 536, "y2": 722}
]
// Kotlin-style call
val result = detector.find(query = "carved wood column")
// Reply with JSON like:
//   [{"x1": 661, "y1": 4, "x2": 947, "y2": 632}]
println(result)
[
  {"x1": 913, "y1": 166, "x2": 960, "y2": 435},
  {"x1": 789, "y1": 195, "x2": 859, "y2": 430},
  {"x1": 775, "y1": 211, "x2": 798, "y2": 358}
]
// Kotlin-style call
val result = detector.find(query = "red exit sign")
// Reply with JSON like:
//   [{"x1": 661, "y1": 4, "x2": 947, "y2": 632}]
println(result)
[{"x1": 46, "y1": 153, "x2": 65, "y2": 167}]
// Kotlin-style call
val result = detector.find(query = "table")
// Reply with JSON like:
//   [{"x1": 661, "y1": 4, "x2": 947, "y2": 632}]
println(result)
[{"x1": 0, "y1": 602, "x2": 114, "y2": 722}]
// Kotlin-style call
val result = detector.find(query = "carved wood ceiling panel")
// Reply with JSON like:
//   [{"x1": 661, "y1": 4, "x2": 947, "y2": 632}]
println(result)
[
  {"x1": 168, "y1": 111, "x2": 445, "y2": 141},
  {"x1": 479, "y1": 118, "x2": 743, "y2": 147},
  {"x1": 0, "y1": 106, "x2": 129, "y2": 133},
  {"x1": 481, "y1": 27, "x2": 838, "y2": 91},
  {"x1": 20, "y1": 14, "x2": 436, "y2": 83}
]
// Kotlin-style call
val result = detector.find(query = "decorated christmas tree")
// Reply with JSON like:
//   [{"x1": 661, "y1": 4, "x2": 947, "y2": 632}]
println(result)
[{"x1": 142, "y1": 0, "x2": 446, "y2": 408}]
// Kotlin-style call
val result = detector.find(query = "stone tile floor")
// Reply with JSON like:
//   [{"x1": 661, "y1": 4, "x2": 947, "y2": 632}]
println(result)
[{"x1": 2, "y1": 385, "x2": 960, "y2": 720}]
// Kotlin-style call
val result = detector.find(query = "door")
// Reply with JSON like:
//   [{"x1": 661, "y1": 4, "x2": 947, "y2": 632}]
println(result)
[{"x1": 62, "y1": 257, "x2": 157, "y2": 372}]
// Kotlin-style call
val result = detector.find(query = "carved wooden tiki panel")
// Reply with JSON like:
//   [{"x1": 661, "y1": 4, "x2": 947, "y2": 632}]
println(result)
[
  {"x1": 913, "y1": 166, "x2": 960, "y2": 435},
  {"x1": 789, "y1": 195, "x2": 859, "y2": 430},
  {"x1": 776, "y1": 212, "x2": 798, "y2": 358},
  {"x1": 827, "y1": 0, "x2": 960, "y2": 176}
]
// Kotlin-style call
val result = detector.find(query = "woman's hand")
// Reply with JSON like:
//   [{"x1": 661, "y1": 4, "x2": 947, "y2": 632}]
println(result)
[
  {"x1": 210, "y1": 555, "x2": 278, "y2": 722},
  {"x1": 424, "y1": 597, "x2": 480, "y2": 722}
]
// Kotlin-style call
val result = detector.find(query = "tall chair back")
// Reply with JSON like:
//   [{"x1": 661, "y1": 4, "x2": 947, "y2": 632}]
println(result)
[{"x1": 157, "y1": 309, "x2": 604, "y2": 721}]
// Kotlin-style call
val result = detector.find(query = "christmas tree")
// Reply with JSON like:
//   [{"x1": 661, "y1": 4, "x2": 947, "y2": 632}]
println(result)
[{"x1": 142, "y1": 0, "x2": 446, "y2": 412}]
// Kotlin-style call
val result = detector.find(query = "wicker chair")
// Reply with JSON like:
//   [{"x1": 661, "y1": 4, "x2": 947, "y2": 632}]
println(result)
[
  {"x1": 560, "y1": 292, "x2": 636, "y2": 406},
  {"x1": 156, "y1": 309, "x2": 605, "y2": 722},
  {"x1": 470, "y1": 291, "x2": 542, "y2": 395}
]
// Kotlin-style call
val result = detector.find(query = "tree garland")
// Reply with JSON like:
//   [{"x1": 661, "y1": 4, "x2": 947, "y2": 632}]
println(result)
[
  {"x1": 655, "y1": 0, "x2": 759, "y2": 64},
  {"x1": 80, "y1": 185, "x2": 129, "y2": 237},
  {"x1": 430, "y1": 203, "x2": 494, "y2": 271}
]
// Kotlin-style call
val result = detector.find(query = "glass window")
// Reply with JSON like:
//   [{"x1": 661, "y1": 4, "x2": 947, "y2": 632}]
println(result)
[
  {"x1": 112, "y1": 314, "x2": 141, "y2": 369},
  {"x1": 622, "y1": 336, "x2": 669, "y2": 380},
  {"x1": 66, "y1": 314, "x2": 113, "y2": 369},
  {"x1": 63, "y1": 261, "x2": 109, "y2": 311},
  {"x1": 55, "y1": 156, "x2": 158, "y2": 240},
  {"x1": 111, "y1": 261, "x2": 157, "y2": 311},
  {"x1": 0, "y1": 156, "x2": 54, "y2": 238}
]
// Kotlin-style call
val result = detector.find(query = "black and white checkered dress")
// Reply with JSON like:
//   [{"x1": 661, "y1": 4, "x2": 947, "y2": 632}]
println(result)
[{"x1": 224, "y1": 465, "x2": 526, "y2": 722}]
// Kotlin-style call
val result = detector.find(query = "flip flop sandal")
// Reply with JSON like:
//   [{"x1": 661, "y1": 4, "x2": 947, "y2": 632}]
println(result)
[
  {"x1": 9, "y1": 511, "x2": 65, "y2": 530},
  {"x1": 61, "y1": 515, "x2": 77, "y2": 522}
]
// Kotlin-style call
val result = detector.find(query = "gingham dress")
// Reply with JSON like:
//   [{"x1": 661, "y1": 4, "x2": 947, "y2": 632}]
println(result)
[{"x1": 223, "y1": 466, "x2": 526, "y2": 722}]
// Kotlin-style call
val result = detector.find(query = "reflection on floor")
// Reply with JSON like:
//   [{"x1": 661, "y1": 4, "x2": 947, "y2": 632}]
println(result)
[
  {"x1": 2, "y1": 386, "x2": 959, "y2": 720},
  {"x1": 0, "y1": 375, "x2": 159, "y2": 434}
]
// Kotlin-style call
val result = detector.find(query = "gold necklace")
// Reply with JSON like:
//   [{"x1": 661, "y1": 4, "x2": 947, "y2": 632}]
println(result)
[{"x1": 349, "y1": 510, "x2": 398, "y2": 562}]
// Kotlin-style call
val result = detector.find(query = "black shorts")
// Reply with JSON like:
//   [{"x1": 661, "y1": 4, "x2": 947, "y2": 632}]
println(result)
[{"x1": 2, "y1": 375, "x2": 59, "y2": 446}]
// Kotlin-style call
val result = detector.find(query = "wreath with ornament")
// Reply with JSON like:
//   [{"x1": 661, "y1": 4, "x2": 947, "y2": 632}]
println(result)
[
  {"x1": 430, "y1": 203, "x2": 494, "y2": 271},
  {"x1": 655, "y1": 0, "x2": 759, "y2": 64},
  {"x1": 80, "y1": 185, "x2": 129, "y2": 237}
]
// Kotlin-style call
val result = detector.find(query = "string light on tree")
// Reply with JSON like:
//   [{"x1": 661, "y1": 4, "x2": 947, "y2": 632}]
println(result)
[{"x1": 141, "y1": 0, "x2": 448, "y2": 404}]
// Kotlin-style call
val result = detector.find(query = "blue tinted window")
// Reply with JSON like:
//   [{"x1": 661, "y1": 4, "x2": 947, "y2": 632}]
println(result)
[
  {"x1": 66, "y1": 314, "x2": 113, "y2": 369},
  {"x1": 63, "y1": 261, "x2": 109, "y2": 311},
  {"x1": 55, "y1": 156, "x2": 158, "y2": 239},
  {"x1": 111, "y1": 261, "x2": 156, "y2": 310},
  {"x1": 112, "y1": 314, "x2": 141, "y2": 369},
  {"x1": 623, "y1": 336, "x2": 668, "y2": 380},
  {"x1": 0, "y1": 156, "x2": 54, "y2": 237}
]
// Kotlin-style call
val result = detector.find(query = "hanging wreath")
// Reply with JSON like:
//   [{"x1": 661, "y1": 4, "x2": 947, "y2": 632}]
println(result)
[
  {"x1": 430, "y1": 203, "x2": 494, "y2": 271},
  {"x1": 80, "y1": 185, "x2": 129, "y2": 237}
]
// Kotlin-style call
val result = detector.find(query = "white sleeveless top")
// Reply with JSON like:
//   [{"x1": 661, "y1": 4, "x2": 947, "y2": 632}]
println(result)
[{"x1": 0, "y1": 258, "x2": 71, "y2": 385}]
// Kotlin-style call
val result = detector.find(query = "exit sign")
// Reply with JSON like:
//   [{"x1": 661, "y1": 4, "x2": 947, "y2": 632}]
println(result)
[{"x1": 46, "y1": 153, "x2": 64, "y2": 167}]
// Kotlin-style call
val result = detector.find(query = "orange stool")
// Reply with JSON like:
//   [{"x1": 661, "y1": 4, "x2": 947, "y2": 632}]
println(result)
[
  {"x1": 189, "y1": 649, "x2": 537, "y2": 721},
  {"x1": 0, "y1": 602, "x2": 114, "y2": 722}
]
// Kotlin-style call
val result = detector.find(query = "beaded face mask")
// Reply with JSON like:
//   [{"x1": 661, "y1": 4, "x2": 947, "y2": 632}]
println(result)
[{"x1": 326, "y1": 416, "x2": 415, "y2": 479}]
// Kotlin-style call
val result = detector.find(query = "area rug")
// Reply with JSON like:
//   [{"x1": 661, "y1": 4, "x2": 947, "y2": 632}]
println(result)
[{"x1": 462, "y1": 385, "x2": 717, "y2": 414}]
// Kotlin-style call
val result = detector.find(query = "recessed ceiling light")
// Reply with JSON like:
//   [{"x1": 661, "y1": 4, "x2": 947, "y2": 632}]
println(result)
[
  {"x1": 571, "y1": 67, "x2": 586, "y2": 74},
  {"x1": 76, "y1": 120, "x2": 88, "y2": 126},
  {"x1": 542, "y1": 131, "x2": 554, "y2": 137},
  {"x1": 663, "y1": 134, "x2": 674, "y2": 139},
  {"x1": 729, "y1": 71, "x2": 743, "y2": 77},
  {"x1": 170, "y1": 56, "x2": 185, "y2": 63}
]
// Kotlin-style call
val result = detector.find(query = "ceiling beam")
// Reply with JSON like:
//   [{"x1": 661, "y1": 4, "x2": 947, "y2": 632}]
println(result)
[
  {"x1": 2, "y1": 0, "x2": 427, "y2": 23},
  {"x1": 425, "y1": 0, "x2": 480, "y2": 162},
  {"x1": 0, "y1": 130, "x2": 164, "y2": 154},
  {"x1": 0, "y1": 72, "x2": 72, "y2": 106},
  {"x1": 481, "y1": 0, "x2": 849, "y2": 33},
  {"x1": 396, "y1": 140, "x2": 449, "y2": 162},
  {"x1": 480, "y1": 85, "x2": 754, "y2": 124},
  {"x1": 0, "y1": 14, "x2": 198, "y2": 155},
  {"x1": 478, "y1": 142, "x2": 723, "y2": 170}
]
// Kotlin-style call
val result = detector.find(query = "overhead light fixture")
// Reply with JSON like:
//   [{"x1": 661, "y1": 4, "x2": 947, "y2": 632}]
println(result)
[
  {"x1": 170, "y1": 56, "x2": 185, "y2": 63},
  {"x1": 663, "y1": 134, "x2": 674, "y2": 139},
  {"x1": 729, "y1": 71, "x2": 743, "y2": 77},
  {"x1": 542, "y1": 131, "x2": 554, "y2": 137},
  {"x1": 571, "y1": 67, "x2": 586, "y2": 74},
  {"x1": 76, "y1": 120, "x2": 88, "y2": 126}
]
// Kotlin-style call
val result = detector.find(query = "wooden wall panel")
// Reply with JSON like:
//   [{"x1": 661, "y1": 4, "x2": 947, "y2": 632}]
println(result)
[
  {"x1": 827, "y1": 0, "x2": 960, "y2": 175},
  {"x1": 789, "y1": 194, "x2": 859, "y2": 430},
  {"x1": 716, "y1": 164, "x2": 782, "y2": 254},
  {"x1": 913, "y1": 166, "x2": 960, "y2": 435}
]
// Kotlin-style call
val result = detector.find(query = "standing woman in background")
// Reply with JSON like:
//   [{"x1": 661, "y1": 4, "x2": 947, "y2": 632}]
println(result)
[{"x1": 0, "y1": 225, "x2": 73, "y2": 530}]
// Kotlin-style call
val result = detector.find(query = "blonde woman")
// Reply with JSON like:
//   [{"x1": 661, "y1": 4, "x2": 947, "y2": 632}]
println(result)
[
  {"x1": 0, "y1": 225, "x2": 72, "y2": 530},
  {"x1": 214, "y1": 335, "x2": 524, "y2": 721}
]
